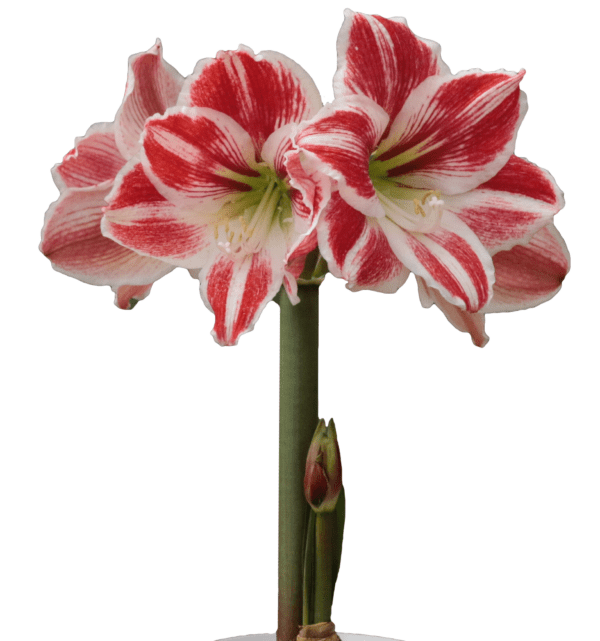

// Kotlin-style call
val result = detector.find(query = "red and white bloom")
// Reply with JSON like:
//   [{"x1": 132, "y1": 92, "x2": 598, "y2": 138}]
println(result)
[
  {"x1": 291, "y1": 11, "x2": 566, "y2": 319},
  {"x1": 102, "y1": 47, "x2": 326, "y2": 345},
  {"x1": 40, "y1": 41, "x2": 184, "y2": 309}
]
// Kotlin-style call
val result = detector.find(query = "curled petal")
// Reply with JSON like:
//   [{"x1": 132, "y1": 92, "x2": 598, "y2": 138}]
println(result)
[
  {"x1": 283, "y1": 231, "x2": 319, "y2": 304},
  {"x1": 380, "y1": 210, "x2": 495, "y2": 311},
  {"x1": 52, "y1": 122, "x2": 125, "y2": 190},
  {"x1": 103, "y1": 161, "x2": 212, "y2": 268},
  {"x1": 141, "y1": 106, "x2": 260, "y2": 210},
  {"x1": 113, "y1": 284, "x2": 154, "y2": 310},
  {"x1": 200, "y1": 248, "x2": 285, "y2": 346},
  {"x1": 417, "y1": 277, "x2": 489, "y2": 347},
  {"x1": 179, "y1": 46, "x2": 322, "y2": 153},
  {"x1": 41, "y1": 182, "x2": 174, "y2": 287},
  {"x1": 377, "y1": 69, "x2": 527, "y2": 194},
  {"x1": 294, "y1": 96, "x2": 389, "y2": 218},
  {"x1": 115, "y1": 39, "x2": 185, "y2": 159},
  {"x1": 444, "y1": 155, "x2": 564, "y2": 253},
  {"x1": 417, "y1": 224, "x2": 569, "y2": 345},
  {"x1": 335, "y1": 10, "x2": 447, "y2": 126},
  {"x1": 261, "y1": 124, "x2": 319, "y2": 235},
  {"x1": 318, "y1": 192, "x2": 409, "y2": 293},
  {"x1": 485, "y1": 223, "x2": 570, "y2": 312}
]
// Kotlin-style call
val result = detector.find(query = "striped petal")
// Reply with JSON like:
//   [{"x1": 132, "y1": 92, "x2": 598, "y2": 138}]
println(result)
[
  {"x1": 318, "y1": 192, "x2": 409, "y2": 293},
  {"x1": 52, "y1": 122, "x2": 125, "y2": 190},
  {"x1": 444, "y1": 156, "x2": 564, "y2": 253},
  {"x1": 102, "y1": 161, "x2": 212, "y2": 269},
  {"x1": 179, "y1": 46, "x2": 322, "y2": 154},
  {"x1": 41, "y1": 182, "x2": 174, "y2": 287},
  {"x1": 268, "y1": 125, "x2": 331, "y2": 244},
  {"x1": 141, "y1": 106, "x2": 260, "y2": 211},
  {"x1": 485, "y1": 223, "x2": 570, "y2": 312},
  {"x1": 416, "y1": 224, "x2": 570, "y2": 345},
  {"x1": 376, "y1": 69, "x2": 527, "y2": 195},
  {"x1": 334, "y1": 10, "x2": 448, "y2": 126},
  {"x1": 200, "y1": 248, "x2": 285, "y2": 346},
  {"x1": 115, "y1": 39, "x2": 185, "y2": 159},
  {"x1": 379, "y1": 210, "x2": 495, "y2": 312},
  {"x1": 294, "y1": 96, "x2": 389, "y2": 219}
]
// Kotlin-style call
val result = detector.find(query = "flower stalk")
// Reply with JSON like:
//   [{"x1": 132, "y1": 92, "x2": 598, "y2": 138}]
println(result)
[{"x1": 278, "y1": 284, "x2": 320, "y2": 641}]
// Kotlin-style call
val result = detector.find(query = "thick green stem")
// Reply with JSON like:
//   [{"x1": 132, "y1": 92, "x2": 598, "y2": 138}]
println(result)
[{"x1": 277, "y1": 285, "x2": 319, "y2": 641}]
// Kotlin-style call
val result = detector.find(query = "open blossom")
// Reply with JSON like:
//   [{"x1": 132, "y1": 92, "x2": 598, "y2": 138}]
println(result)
[
  {"x1": 102, "y1": 46, "x2": 326, "y2": 345},
  {"x1": 291, "y1": 10, "x2": 567, "y2": 323},
  {"x1": 40, "y1": 41, "x2": 184, "y2": 309}
]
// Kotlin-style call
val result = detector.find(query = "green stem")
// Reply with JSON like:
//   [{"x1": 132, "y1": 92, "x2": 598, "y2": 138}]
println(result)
[
  {"x1": 277, "y1": 285, "x2": 319, "y2": 641},
  {"x1": 314, "y1": 512, "x2": 335, "y2": 623}
]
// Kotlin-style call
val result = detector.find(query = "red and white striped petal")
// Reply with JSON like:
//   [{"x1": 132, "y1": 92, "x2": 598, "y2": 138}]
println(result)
[
  {"x1": 200, "y1": 248, "x2": 286, "y2": 346},
  {"x1": 112, "y1": 283, "x2": 154, "y2": 310},
  {"x1": 179, "y1": 46, "x2": 322, "y2": 154},
  {"x1": 379, "y1": 210, "x2": 495, "y2": 311},
  {"x1": 334, "y1": 10, "x2": 448, "y2": 126},
  {"x1": 416, "y1": 224, "x2": 569, "y2": 345},
  {"x1": 417, "y1": 276, "x2": 489, "y2": 347},
  {"x1": 444, "y1": 155, "x2": 564, "y2": 253},
  {"x1": 52, "y1": 122, "x2": 125, "y2": 190},
  {"x1": 318, "y1": 192, "x2": 409, "y2": 293},
  {"x1": 141, "y1": 106, "x2": 260, "y2": 211},
  {"x1": 41, "y1": 183, "x2": 174, "y2": 287},
  {"x1": 103, "y1": 161, "x2": 213, "y2": 269},
  {"x1": 484, "y1": 223, "x2": 570, "y2": 313},
  {"x1": 294, "y1": 96, "x2": 389, "y2": 219},
  {"x1": 115, "y1": 39, "x2": 185, "y2": 159},
  {"x1": 377, "y1": 69, "x2": 527, "y2": 194}
]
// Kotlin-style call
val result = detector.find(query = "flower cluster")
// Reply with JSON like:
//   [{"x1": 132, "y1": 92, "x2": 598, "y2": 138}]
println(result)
[{"x1": 41, "y1": 11, "x2": 569, "y2": 346}]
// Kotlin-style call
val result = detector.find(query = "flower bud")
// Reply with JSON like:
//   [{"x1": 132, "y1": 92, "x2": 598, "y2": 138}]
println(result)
[{"x1": 304, "y1": 419, "x2": 342, "y2": 513}]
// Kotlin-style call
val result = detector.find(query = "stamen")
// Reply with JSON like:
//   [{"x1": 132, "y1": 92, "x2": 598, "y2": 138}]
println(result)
[{"x1": 413, "y1": 199, "x2": 426, "y2": 217}]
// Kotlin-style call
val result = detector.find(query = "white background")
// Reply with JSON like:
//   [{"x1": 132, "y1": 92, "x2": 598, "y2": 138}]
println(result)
[{"x1": 2, "y1": 1, "x2": 598, "y2": 640}]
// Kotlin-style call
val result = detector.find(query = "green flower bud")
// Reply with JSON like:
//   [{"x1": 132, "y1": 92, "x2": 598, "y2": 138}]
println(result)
[{"x1": 304, "y1": 419, "x2": 342, "y2": 513}]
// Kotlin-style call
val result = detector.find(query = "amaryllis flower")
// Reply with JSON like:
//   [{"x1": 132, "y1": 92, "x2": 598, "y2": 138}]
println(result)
[
  {"x1": 291, "y1": 10, "x2": 566, "y2": 318},
  {"x1": 40, "y1": 41, "x2": 184, "y2": 309},
  {"x1": 418, "y1": 222, "x2": 570, "y2": 347},
  {"x1": 102, "y1": 47, "x2": 326, "y2": 345}
]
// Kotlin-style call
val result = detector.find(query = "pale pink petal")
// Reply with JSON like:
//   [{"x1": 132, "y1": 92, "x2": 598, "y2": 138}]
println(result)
[
  {"x1": 318, "y1": 192, "x2": 409, "y2": 293},
  {"x1": 379, "y1": 210, "x2": 495, "y2": 311},
  {"x1": 294, "y1": 96, "x2": 389, "y2": 218},
  {"x1": 485, "y1": 223, "x2": 570, "y2": 312},
  {"x1": 141, "y1": 106, "x2": 260, "y2": 210},
  {"x1": 334, "y1": 10, "x2": 447, "y2": 127},
  {"x1": 40, "y1": 183, "x2": 174, "y2": 287},
  {"x1": 102, "y1": 161, "x2": 212, "y2": 269},
  {"x1": 113, "y1": 284, "x2": 154, "y2": 310},
  {"x1": 444, "y1": 155, "x2": 564, "y2": 252},
  {"x1": 115, "y1": 39, "x2": 185, "y2": 159},
  {"x1": 200, "y1": 249, "x2": 285, "y2": 346},
  {"x1": 52, "y1": 122, "x2": 125, "y2": 190},
  {"x1": 417, "y1": 276, "x2": 489, "y2": 347},
  {"x1": 179, "y1": 46, "x2": 322, "y2": 153},
  {"x1": 377, "y1": 69, "x2": 527, "y2": 194}
]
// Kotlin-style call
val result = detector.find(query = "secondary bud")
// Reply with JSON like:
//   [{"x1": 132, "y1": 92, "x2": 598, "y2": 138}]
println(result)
[{"x1": 304, "y1": 419, "x2": 342, "y2": 513}]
